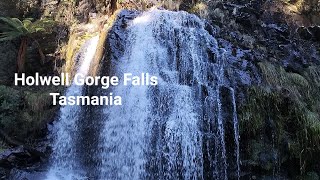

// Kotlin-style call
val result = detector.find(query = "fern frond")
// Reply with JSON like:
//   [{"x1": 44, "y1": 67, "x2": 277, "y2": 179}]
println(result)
[
  {"x1": 0, "y1": 17, "x2": 30, "y2": 40},
  {"x1": 0, "y1": 17, "x2": 24, "y2": 33},
  {"x1": 22, "y1": 19, "x2": 32, "y2": 31},
  {"x1": 0, "y1": 31, "x2": 24, "y2": 41}
]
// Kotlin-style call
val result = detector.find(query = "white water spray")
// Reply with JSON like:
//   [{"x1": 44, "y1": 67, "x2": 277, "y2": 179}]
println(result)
[
  {"x1": 98, "y1": 9, "x2": 240, "y2": 180},
  {"x1": 46, "y1": 36, "x2": 99, "y2": 180}
]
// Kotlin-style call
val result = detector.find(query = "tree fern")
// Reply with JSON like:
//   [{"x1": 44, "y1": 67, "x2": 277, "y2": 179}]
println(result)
[
  {"x1": 0, "y1": 17, "x2": 29, "y2": 41},
  {"x1": 0, "y1": 17, "x2": 51, "y2": 72}
]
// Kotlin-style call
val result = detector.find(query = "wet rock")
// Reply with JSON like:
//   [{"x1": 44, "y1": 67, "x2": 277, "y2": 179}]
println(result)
[
  {"x1": 308, "y1": 26, "x2": 320, "y2": 41},
  {"x1": 297, "y1": 26, "x2": 313, "y2": 40},
  {"x1": 0, "y1": 147, "x2": 23, "y2": 168},
  {"x1": 235, "y1": 8, "x2": 259, "y2": 29},
  {"x1": 0, "y1": 167, "x2": 9, "y2": 179},
  {"x1": 262, "y1": 23, "x2": 290, "y2": 43},
  {"x1": 179, "y1": 0, "x2": 198, "y2": 11},
  {"x1": 8, "y1": 168, "x2": 47, "y2": 180},
  {"x1": 298, "y1": 26, "x2": 320, "y2": 42},
  {"x1": 0, "y1": 146, "x2": 48, "y2": 169},
  {"x1": 0, "y1": 145, "x2": 50, "y2": 179},
  {"x1": 99, "y1": 9, "x2": 140, "y2": 76}
]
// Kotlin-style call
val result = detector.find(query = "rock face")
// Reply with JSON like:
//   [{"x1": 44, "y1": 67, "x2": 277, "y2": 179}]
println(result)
[
  {"x1": 0, "y1": 42, "x2": 18, "y2": 85},
  {"x1": 0, "y1": 0, "x2": 41, "y2": 18},
  {"x1": 8, "y1": 168, "x2": 47, "y2": 180},
  {"x1": 204, "y1": 0, "x2": 320, "y2": 179},
  {"x1": 0, "y1": 0, "x2": 18, "y2": 17},
  {"x1": 297, "y1": 26, "x2": 314, "y2": 40},
  {"x1": 0, "y1": 145, "x2": 50, "y2": 179},
  {"x1": 298, "y1": 26, "x2": 320, "y2": 41},
  {"x1": 308, "y1": 26, "x2": 320, "y2": 41}
]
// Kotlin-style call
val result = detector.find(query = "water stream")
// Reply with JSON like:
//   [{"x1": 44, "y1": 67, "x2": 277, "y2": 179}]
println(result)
[
  {"x1": 46, "y1": 36, "x2": 99, "y2": 180},
  {"x1": 46, "y1": 9, "x2": 240, "y2": 180}
]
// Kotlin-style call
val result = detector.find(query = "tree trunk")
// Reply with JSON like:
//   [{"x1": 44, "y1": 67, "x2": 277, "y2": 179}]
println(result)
[
  {"x1": 34, "y1": 40, "x2": 45, "y2": 64},
  {"x1": 17, "y1": 37, "x2": 27, "y2": 73},
  {"x1": 110, "y1": 0, "x2": 117, "y2": 14}
]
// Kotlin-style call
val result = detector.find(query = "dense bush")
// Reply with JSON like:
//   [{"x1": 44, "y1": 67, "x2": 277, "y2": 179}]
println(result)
[
  {"x1": 0, "y1": 86, "x2": 21, "y2": 132},
  {"x1": 0, "y1": 85, "x2": 58, "y2": 143}
]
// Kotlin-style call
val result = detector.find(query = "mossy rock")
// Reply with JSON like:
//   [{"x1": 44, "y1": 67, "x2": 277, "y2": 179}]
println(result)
[
  {"x1": 239, "y1": 62, "x2": 320, "y2": 177},
  {"x1": 249, "y1": 140, "x2": 279, "y2": 171},
  {"x1": 304, "y1": 172, "x2": 319, "y2": 180}
]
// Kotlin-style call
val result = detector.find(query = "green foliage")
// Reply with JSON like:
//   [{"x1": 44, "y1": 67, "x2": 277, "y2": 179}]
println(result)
[
  {"x1": 0, "y1": 17, "x2": 56, "y2": 41},
  {"x1": 239, "y1": 86, "x2": 279, "y2": 136},
  {"x1": 0, "y1": 85, "x2": 21, "y2": 132},
  {"x1": 248, "y1": 140, "x2": 278, "y2": 171},
  {"x1": 190, "y1": 2, "x2": 208, "y2": 17},
  {"x1": 0, "y1": 17, "x2": 57, "y2": 72},
  {"x1": 0, "y1": 85, "x2": 59, "y2": 142},
  {"x1": 0, "y1": 17, "x2": 29, "y2": 41},
  {"x1": 0, "y1": 40, "x2": 18, "y2": 85},
  {"x1": 24, "y1": 91, "x2": 53, "y2": 113}
]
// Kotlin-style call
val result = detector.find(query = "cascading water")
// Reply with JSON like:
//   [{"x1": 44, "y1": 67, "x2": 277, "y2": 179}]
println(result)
[
  {"x1": 46, "y1": 36, "x2": 99, "y2": 180},
  {"x1": 98, "y1": 9, "x2": 240, "y2": 180},
  {"x1": 46, "y1": 8, "x2": 240, "y2": 180}
]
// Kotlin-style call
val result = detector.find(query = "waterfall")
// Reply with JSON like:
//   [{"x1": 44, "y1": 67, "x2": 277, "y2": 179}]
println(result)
[
  {"x1": 98, "y1": 9, "x2": 240, "y2": 180},
  {"x1": 46, "y1": 8, "x2": 240, "y2": 180},
  {"x1": 230, "y1": 87, "x2": 240, "y2": 179},
  {"x1": 46, "y1": 36, "x2": 99, "y2": 180}
]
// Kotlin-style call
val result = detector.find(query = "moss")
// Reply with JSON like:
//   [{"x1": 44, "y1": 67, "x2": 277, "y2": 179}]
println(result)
[
  {"x1": 239, "y1": 62, "x2": 320, "y2": 177},
  {"x1": 248, "y1": 140, "x2": 279, "y2": 171},
  {"x1": 63, "y1": 30, "x2": 96, "y2": 75},
  {"x1": 89, "y1": 11, "x2": 122, "y2": 77},
  {"x1": 189, "y1": 2, "x2": 208, "y2": 17}
]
